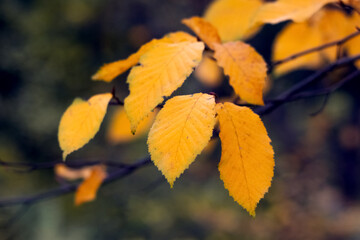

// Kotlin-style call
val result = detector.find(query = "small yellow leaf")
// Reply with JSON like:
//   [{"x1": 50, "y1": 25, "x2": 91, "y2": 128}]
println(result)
[
  {"x1": 204, "y1": 0, "x2": 263, "y2": 41},
  {"x1": 148, "y1": 93, "x2": 217, "y2": 187},
  {"x1": 195, "y1": 54, "x2": 222, "y2": 87},
  {"x1": 75, "y1": 166, "x2": 107, "y2": 206},
  {"x1": 58, "y1": 93, "x2": 112, "y2": 160},
  {"x1": 273, "y1": 21, "x2": 323, "y2": 75},
  {"x1": 182, "y1": 16, "x2": 221, "y2": 50},
  {"x1": 216, "y1": 102, "x2": 274, "y2": 216},
  {"x1": 254, "y1": 0, "x2": 336, "y2": 24},
  {"x1": 124, "y1": 41, "x2": 205, "y2": 133},
  {"x1": 107, "y1": 107, "x2": 156, "y2": 144},
  {"x1": 214, "y1": 41, "x2": 267, "y2": 105},
  {"x1": 92, "y1": 31, "x2": 197, "y2": 82},
  {"x1": 55, "y1": 164, "x2": 92, "y2": 181}
]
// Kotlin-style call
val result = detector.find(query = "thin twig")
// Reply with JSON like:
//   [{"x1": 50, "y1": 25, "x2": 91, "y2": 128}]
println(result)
[
  {"x1": 270, "y1": 30, "x2": 360, "y2": 69},
  {"x1": 0, "y1": 157, "x2": 151, "y2": 207}
]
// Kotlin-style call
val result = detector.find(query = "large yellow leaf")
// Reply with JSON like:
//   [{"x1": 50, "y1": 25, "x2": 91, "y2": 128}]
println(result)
[
  {"x1": 182, "y1": 16, "x2": 221, "y2": 50},
  {"x1": 92, "y1": 31, "x2": 197, "y2": 82},
  {"x1": 124, "y1": 41, "x2": 205, "y2": 133},
  {"x1": 273, "y1": 21, "x2": 323, "y2": 75},
  {"x1": 214, "y1": 41, "x2": 267, "y2": 105},
  {"x1": 106, "y1": 107, "x2": 156, "y2": 144},
  {"x1": 254, "y1": 0, "x2": 336, "y2": 24},
  {"x1": 58, "y1": 93, "x2": 112, "y2": 160},
  {"x1": 204, "y1": 0, "x2": 263, "y2": 42},
  {"x1": 75, "y1": 165, "x2": 107, "y2": 206},
  {"x1": 148, "y1": 93, "x2": 216, "y2": 187},
  {"x1": 216, "y1": 102, "x2": 274, "y2": 216}
]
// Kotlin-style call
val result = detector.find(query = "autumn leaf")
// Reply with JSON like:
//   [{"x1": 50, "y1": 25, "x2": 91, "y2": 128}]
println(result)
[
  {"x1": 58, "y1": 93, "x2": 112, "y2": 160},
  {"x1": 216, "y1": 102, "x2": 274, "y2": 216},
  {"x1": 195, "y1": 53, "x2": 222, "y2": 87},
  {"x1": 148, "y1": 93, "x2": 216, "y2": 187},
  {"x1": 182, "y1": 16, "x2": 221, "y2": 50},
  {"x1": 253, "y1": 0, "x2": 336, "y2": 24},
  {"x1": 75, "y1": 166, "x2": 107, "y2": 206},
  {"x1": 107, "y1": 107, "x2": 156, "y2": 144},
  {"x1": 214, "y1": 41, "x2": 267, "y2": 105},
  {"x1": 92, "y1": 31, "x2": 197, "y2": 82},
  {"x1": 124, "y1": 41, "x2": 204, "y2": 133},
  {"x1": 273, "y1": 21, "x2": 323, "y2": 75},
  {"x1": 204, "y1": 0, "x2": 263, "y2": 41}
]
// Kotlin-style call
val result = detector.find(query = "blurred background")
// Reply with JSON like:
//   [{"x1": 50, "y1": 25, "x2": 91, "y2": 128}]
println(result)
[{"x1": 0, "y1": 0, "x2": 359, "y2": 239}]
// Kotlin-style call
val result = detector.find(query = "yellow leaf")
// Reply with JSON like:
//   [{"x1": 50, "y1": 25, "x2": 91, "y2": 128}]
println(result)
[
  {"x1": 204, "y1": 0, "x2": 263, "y2": 42},
  {"x1": 107, "y1": 107, "x2": 156, "y2": 144},
  {"x1": 58, "y1": 93, "x2": 112, "y2": 160},
  {"x1": 148, "y1": 93, "x2": 216, "y2": 187},
  {"x1": 55, "y1": 164, "x2": 92, "y2": 181},
  {"x1": 75, "y1": 166, "x2": 107, "y2": 206},
  {"x1": 182, "y1": 16, "x2": 221, "y2": 50},
  {"x1": 214, "y1": 41, "x2": 267, "y2": 105},
  {"x1": 195, "y1": 54, "x2": 222, "y2": 87},
  {"x1": 92, "y1": 31, "x2": 197, "y2": 82},
  {"x1": 273, "y1": 21, "x2": 323, "y2": 75},
  {"x1": 254, "y1": 0, "x2": 336, "y2": 24},
  {"x1": 216, "y1": 102, "x2": 274, "y2": 216},
  {"x1": 124, "y1": 41, "x2": 205, "y2": 133}
]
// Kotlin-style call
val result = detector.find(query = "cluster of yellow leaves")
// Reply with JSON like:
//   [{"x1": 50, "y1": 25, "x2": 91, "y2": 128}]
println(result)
[
  {"x1": 55, "y1": 164, "x2": 107, "y2": 205},
  {"x1": 274, "y1": 8, "x2": 360, "y2": 74},
  {"x1": 58, "y1": 14, "x2": 273, "y2": 215}
]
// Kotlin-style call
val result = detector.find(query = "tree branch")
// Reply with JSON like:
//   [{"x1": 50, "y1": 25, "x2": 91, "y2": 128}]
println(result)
[{"x1": 270, "y1": 29, "x2": 360, "y2": 69}]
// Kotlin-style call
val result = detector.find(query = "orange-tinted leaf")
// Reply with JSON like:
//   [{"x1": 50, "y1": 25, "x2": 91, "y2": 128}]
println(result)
[
  {"x1": 58, "y1": 93, "x2": 112, "y2": 160},
  {"x1": 254, "y1": 0, "x2": 336, "y2": 24},
  {"x1": 214, "y1": 41, "x2": 267, "y2": 105},
  {"x1": 216, "y1": 103, "x2": 274, "y2": 216},
  {"x1": 107, "y1": 107, "x2": 156, "y2": 144},
  {"x1": 273, "y1": 21, "x2": 323, "y2": 75},
  {"x1": 195, "y1": 54, "x2": 222, "y2": 87},
  {"x1": 92, "y1": 31, "x2": 197, "y2": 82},
  {"x1": 148, "y1": 93, "x2": 216, "y2": 187},
  {"x1": 55, "y1": 164, "x2": 92, "y2": 180},
  {"x1": 124, "y1": 41, "x2": 204, "y2": 133},
  {"x1": 75, "y1": 166, "x2": 107, "y2": 206},
  {"x1": 182, "y1": 16, "x2": 221, "y2": 50},
  {"x1": 204, "y1": 0, "x2": 263, "y2": 41}
]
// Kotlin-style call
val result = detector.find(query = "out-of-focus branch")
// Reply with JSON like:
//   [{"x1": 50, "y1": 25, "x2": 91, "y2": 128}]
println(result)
[
  {"x1": 270, "y1": 29, "x2": 360, "y2": 70},
  {"x1": 0, "y1": 157, "x2": 151, "y2": 207}
]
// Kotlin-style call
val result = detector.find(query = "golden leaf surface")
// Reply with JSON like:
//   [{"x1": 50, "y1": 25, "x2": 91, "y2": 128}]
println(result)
[
  {"x1": 182, "y1": 16, "x2": 221, "y2": 50},
  {"x1": 204, "y1": 0, "x2": 263, "y2": 41},
  {"x1": 214, "y1": 41, "x2": 267, "y2": 105},
  {"x1": 216, "y1": 102, "x2": 274, "y2": 216},
  {"x1": 75, "y1": 166, "x2": 107, "y2": 206},
  {"x1": 92, "y1": 31, "x2": 197, "y2": 82},
  {"x1": 58, "y1": 93, "x2": 112, "y2": 160},
  {"x1": 195, "y1": 54, "x2": 222, "y2": 87},
  {"x1": 124, "y1": 41, "x2": 205, "y2": 133},
  {"x1": 107, "y1": 107, "x2": 156, "y2": 144},
  {"x1": 148, "y1": 93, "x2": 216, "y2": 187},
  {"x1": 254, "y1": 0, "x2": 336, "y2": 24}
]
